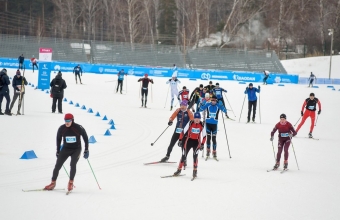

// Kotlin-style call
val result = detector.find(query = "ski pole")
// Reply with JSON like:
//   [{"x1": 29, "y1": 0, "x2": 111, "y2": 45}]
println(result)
[
  {"x1": 139, "y1": 82, "x2": 141, "y2": 99},
  {"x1": 126, "y1": 76, "x2": 128, "y2": 94},
  {"x1": 150, "y1": 125, "x2": 169, "y2": 146},
  {"x1": 271, "y1": 141, "x2": 276, "y2": 161},
  {"x1": 221, "y1": 112, "x2": 232, "y2": 158},
  {"x1": 164, "y1": 85, "x2": 170, "y2": 108},
  {"x1": 224, "y1": 93, "x2": 236, "y2": 118},
  {"x1": 315, "y1": 114, "x2": 319, "y2": 126},
  {"x1": 151, "y1": 84, "x2": 153, "y2": 103},
  {"x1": 238, "y1": 95, "x2": 246, "y2": 122},
  {"x1": 294, "y1": 116, "x2": 301, "y2": 127},
  {"x1": 259, "y1": 93, "x2": 261, "y2": 124},
  {"x1": 63, "y1": 165, "x2": 70, "y2": 177},
  {"x1": 87, "y1": 159, "x2": 102, "y2": 190},
  {"x1": 290, "y1": 138, "x2": 300, "y2": 170}
]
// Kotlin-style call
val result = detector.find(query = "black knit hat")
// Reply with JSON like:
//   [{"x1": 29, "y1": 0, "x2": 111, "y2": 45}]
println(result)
[
  {"x1": 280, "y1": 113, "x2": 286, "y2": 119},
  {"x1": 249, "y1": 83, "x2": 253, "y2": 86},
  {"x1": 310, "y1": 93, "x2": 315, "y2": 97}
]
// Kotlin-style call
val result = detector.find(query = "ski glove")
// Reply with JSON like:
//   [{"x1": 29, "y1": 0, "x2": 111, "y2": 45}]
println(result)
[
  {"x1": 301, "y1": 111, "x2": 304, "y2": 116},
  {"x1": 258, "y1": 85, "x2": 261, "y2": 89},
  {"x1": 83, "y1": 150, "x2": 89, "y2": 159},
  {"x1": 178, "y1": 140, "x2": 182, "y2": 147},
  {"x1": 56, "y1": 152, "x2": 59, "y2": 158},
  {"x1": 270, "y1": 136, "x2": 274, "y2": 141},
  {"x1": 289, "y1": 133, "x2": 293, "y2": 138},
  {"x1": 168, "y1": 121, "x2": 173, "y2": 126},
  {"x1": 200, "y1": 144, "x2": 204, "y2": 151},
  {"x1": 318, "y1": 110, "x2": 321, "y2": 115}
]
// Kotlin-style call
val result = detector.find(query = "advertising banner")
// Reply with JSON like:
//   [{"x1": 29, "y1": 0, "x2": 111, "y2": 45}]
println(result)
[
  {"x1": 39, "y1": 48, "x2": 53, "y2": 62},
  {"x1": 37, "y1": 62, "x2": 52, "y2": 90}
]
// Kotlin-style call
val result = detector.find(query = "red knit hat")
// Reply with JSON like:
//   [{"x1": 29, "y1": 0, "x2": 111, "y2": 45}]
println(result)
[{"x1": 64, "y1": 113, "x2": 74, "y2": 120}]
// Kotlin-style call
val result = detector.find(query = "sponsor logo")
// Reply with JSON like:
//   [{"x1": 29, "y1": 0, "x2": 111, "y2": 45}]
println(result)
[
  {"x1": 104, "y1": 69, "x2": 118, "y2": 73},
  {"x1": 191, "y1": 128, "x2": 200, "y2": 134},
  {"x1": 211, "y1": 75, "x2": 228, "y2": 79},
  {"x1": 99, "y1": 67, "x2": 104, "y2": 73},
  {"x1": 42, "y1": 64, "x2": 48, "y2": 70},
  {"x1": 233, "y1": 74, "x2": 255, "y2": 81},
  {"x1": 0, "y1": 62, "x2": 2, "y2": 66},
  {"x1": 201, "y1": 73, "x2": 210, "y2": 80},
  {"x1": 54, "y1": 65, "x2": 61, "y2": 71},
  {"x1": 275, "y1": 76, "x2": 281, "y2": 83}
]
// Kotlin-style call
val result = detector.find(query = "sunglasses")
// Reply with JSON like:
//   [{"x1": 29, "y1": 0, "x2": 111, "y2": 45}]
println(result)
[
  {"x1": 65, "y1": 119, "x2": 72, "y2": 122},
  {"x1": 211, "y1": 99, "x2": 217, "y2": 102}
]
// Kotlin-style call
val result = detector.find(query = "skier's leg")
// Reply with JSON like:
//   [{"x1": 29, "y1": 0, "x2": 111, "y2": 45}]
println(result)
[
  {"x1": 296, "y1": 113, "x2": 309, "y2": 132},
  {"x1": 166, "y1": 132, "x2": 180, "y2": 157},
  {"x1": 252, "y1": 100, "x2": 257, "y2": 120},
  {"x1": 276, "y1": 140, "x2": 284, "y2": 163},
  {"x1": 69, "y1": 148, "x2": 82, "y2": 180},
  {"x1": 51, "y1": 149, "x2": 71, "y2": 181},
  {"x1": 10, "y1": 93, "x2": 19, "y2": 112}
]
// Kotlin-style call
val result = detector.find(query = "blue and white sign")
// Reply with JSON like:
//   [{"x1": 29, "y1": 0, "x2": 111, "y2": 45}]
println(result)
[{"x1": 38, "y1": 62, "x2": 51, "y2": 90}]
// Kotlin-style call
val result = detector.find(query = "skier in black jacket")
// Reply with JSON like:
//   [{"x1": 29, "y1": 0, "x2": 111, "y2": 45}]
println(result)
[
  {"x1": 44, "y1": 113, "x2": 89, "y2": 192},
  {"x1": 50, "y1": 71, "x2": 67, "y2": 113},
  {"x1": 9, "y1": 70, "x2": 28, "y2": 115}
]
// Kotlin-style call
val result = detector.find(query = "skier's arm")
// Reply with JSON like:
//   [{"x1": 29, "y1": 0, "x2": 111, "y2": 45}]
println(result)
[
  {"x1": 270, "y1": 124, "x2": 278, "y2": 137},
  {"x1": 166, "y1": 79, "x2": 171, "y2": 84},
  {"x1": 244, "y1": 87, "x2": 248, "y2": 94},
  {"x1": 62, "y1": 80, "x2": 67, "y2": 89},
  {"x1": 137, "y1": 78, "x2": 142, "y2": 82},
  {"x1": 179, "y1": 122, "x2": 191, "y2": 140},
  {"x1": 301, "y1": 101, "x2": 307, "y2": 112},
  {"x1": 188, "y1": 110, "x2": 194, "y2": 120},
  {"x1": 218, "y1": 101, "x2": 227, "y2": 114},
  {"x1": 150, "y1": 79, "x2": 154, "y2": 84},
  {"x1": 317, "y1": 100, "x2": 321, "y2": 111},
  {"x1": 199, "y1": 103, "x2": 209, "y2": 112},
  {"x1": 73, "y1": 67, "x2": 76, "y2": 74},
  {"x1": 289, "y1": 124, "x2": 297, "y2": 136},
  {"x1": 80, "y1": 67, "x2": 83, "y2": 74},
  {"x1": 50, "y1": 79, "x2": 54, "y2": 87},
  {"x1": 256, "y1": 86, "x2": 261, "y2": 93},
  {"x1": 200, "y1": 123, "x2": 207, "y2": 145},
  {"x1": 23, "y1": 77, "x2": 28, "y2": 85},
  {"x1": 222, "y1": 88, "x2": 227, "y2": 93},
  {"x1": 177, "y1": 90, "x2": 182, "y2": 99},
  {"x1": 56, "y1": 126, "x2": 63, "y2": 153},
  {"x1": 169, "y1": 109, "x2": 180, "y2": 122},
  {"x1": 80, "y1": 125, "x2": 89, "y2": 151}
]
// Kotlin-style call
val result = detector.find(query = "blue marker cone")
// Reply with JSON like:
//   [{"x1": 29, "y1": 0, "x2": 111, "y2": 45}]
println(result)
[
  {"x1": 89, "y1": 136, "x2": 97, "y2": 143},
  {"x1": 102, "y1": 115, "x2": 108, "y2": 120},
  {"x1": 63, "y1": 98, "x2": 67, "y2": 102},
  {"x1": 108, "y1": 119, "x2": 114, "y2": 125},
  {"x1": 69, "y1": 101, "x2": 73, "y2": 105},
  {"x1": 75, "y1": 103, "x2": 80, "y2": 107},
  {"x1": 81, "y1": 105, "x2": 86, "y2": 110},
  {"x1": 95, "y1": 112, "x2": 100, "y2": 117},
  {"x1": 109, "y1": 124, "x2": 116, "y2": 130},
  {"x1": 46, "y1": 90, "x2": 49, "y2": 93},
  {"x1": 20, "y1": 150, "x2": 38, "y2": 159},
  {"x1": 104, "y1": 129, "x2": 111, "y2": 136},
  {"x1": 87, "y1": 108, "x2": 93, "y2": 113}
]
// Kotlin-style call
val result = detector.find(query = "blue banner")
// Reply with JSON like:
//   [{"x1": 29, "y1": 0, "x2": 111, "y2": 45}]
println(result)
[{"x1": 38, "y1": 62, "x2": 51, "y2": 90}]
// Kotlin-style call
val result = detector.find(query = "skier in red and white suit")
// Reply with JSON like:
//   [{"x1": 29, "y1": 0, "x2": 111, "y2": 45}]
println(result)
[
  {"x1": 270, "y1": 113, "x2": 297, "y2": 170},
  {"x1": 173, "y1": 112, "x2": 206, "y2": 178}
]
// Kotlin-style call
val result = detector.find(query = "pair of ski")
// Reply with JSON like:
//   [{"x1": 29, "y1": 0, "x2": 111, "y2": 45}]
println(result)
[
  {"x1": 161, "y1": 174, "x2": 196, "y2": 181},
  {"x1": 22, "y1": 188, "x2": 73, "y2": 195},
  {"x1": 267, "y1": 168, "x2": 289, "y2": 174}
]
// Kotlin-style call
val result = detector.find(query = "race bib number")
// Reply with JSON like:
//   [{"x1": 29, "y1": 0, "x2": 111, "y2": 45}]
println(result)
[
  {"x1": 183, "y1": 95, "x2": 188, "y2": 99},
  {"x1": 209, "y1": 113, "x2": 216, "y2": 118},
  {"x1": 65, "y1": 136, "x2": 76, "y2": 143},
  {"x1": 308, "y1": 106, "x2": 315, "y2": 110},
  {"x1": 216, "y1": 91, "x2": 221, "y2": 96},
  {"x1": 280, "y1": 133, "x2": 289, "y2": 137},
  {"x1": 191, "y1": 128, "x2": 200, "y2": 134},
  {"x1": 176, "y1": 128, "x2": 183, "y2": 133},
  {"x1": 142, "y1": 87, "x2": 147, "y2": 90}
]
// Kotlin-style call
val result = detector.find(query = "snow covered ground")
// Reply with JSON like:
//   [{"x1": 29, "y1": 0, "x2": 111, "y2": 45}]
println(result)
[
  {"x1": 1, "y1": 68, "x2": 340, "y2": 220},
  {"x1": 282, "y1": 55, "x2": 340, "y2": 78}
]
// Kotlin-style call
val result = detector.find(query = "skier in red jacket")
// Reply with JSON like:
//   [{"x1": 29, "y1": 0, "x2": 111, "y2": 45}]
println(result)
[{"x1": 270, "y1": 114, "x2": 297, "y2": 170}]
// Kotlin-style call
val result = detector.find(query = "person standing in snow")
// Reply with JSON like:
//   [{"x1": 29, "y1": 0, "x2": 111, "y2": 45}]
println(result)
[
  {"x1": 160, "y1": 100, "x2": 194, "y2": 162},
  {"x1": 9, "y1": 70, "x2": 27, "y2": 115},
  {"x1": 18, "y1": 54, "x2": 24, "y2": 70},
  {"x1": 244, "y1": 83, "x2": 260, "y2": 123},
  {"x1": 188, "y1": 84, "x2": 204, "y2": 112},
  {"x1": 174, "y1": 112, "x2": 206, "y2": 178},
  {"x1": 44, "y1": 113, "x2": 89, "y2": 192},
  {"x1": 30, "y1": 55, "x2": 38, "y2": 72},
  {"x1": 73, "y1": 64, "x2": 83, "y2": 84},
  {"x1": 199, "y1": 95, "x2": 228, "y2": 159},
  {"x1": 0, "y1": 68, "x2": 11, "y2": 116},
  {"x1": 295, "y1": 93, "x2": 321, "y2": 138},
  {"x1": 166, "y1": 74, "x2": 181, "y2": 110},
  {"x1": 138, "y1": 73, "x2": 154, "y2": 108},
  {"x1": 204, "y1": 81, "x2": 215, "y2": 96},
  {"x1": 308, "y1": 72, "x2": 316, "y2": 87},
  {"x1": 116, "y1": 69, "x2": 127, "y2": 94},
  {"x1": 212, "y1": 82, "x2": 228, "y2": 113},
  {"x1": 263, "y1": 70, "x2": 270, "y2": 85},
  {"x1": 270, "y1": 113, "x2": 297, "y2": 170},
  {"x1": 50, "y1": 71, "x2": 67, "y2": 113},
  {"x1": 178, "y1": 86, "x2": 190, "y2": 102}
]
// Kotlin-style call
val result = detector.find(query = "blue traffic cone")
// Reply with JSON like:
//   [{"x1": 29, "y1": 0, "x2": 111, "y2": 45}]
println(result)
[
  {"x1": 89, "y1": 135, "x2": 97, "y2": 143},
  {"x1": 108, "y1": 119, "x2": 114, "y2": 125},
  {"x1": 104, "y1": 129, "x2": 111, "y2": 136},
  {"x1": 95, "y1": 112, "x2": 100, "y2": 117},
  {"x1": 75, "y1": 103, "x2": 80, "y2": 107},
  {"x1": 81, "y1": 105, "x2": 86, "y2": 110},
  {"x1": 87, "y1": 108, "x2": 93, "y2": 113},
  {"x1": 109, "y1": 124, "x2": 116, "y2": 130},
  {"x1": 102, "y1": 115, "x2": 108, "y2": 120},
  {"x1": 69, "y1": 101, "x2": 73, "y2": 105},
  {"x1": 63, "y1": 98, "x2": 67, "y2": 102}
]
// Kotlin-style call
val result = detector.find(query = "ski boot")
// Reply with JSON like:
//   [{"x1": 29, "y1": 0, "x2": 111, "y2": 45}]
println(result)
[
  {"x1": 225, "y1": 113, "x2": 229, "y2": 119},
  {"x1": 170, "y1": 106, "x2": 173, "y2": 111},
  {"x1": 206, "y1": 149, "x2": 210, "y2": 157},
  {"x1": 252, "y1": 117, "x2": 255, "y2": 123},
  {"x1": 308, "y1": 132, "x2": 313, "y2": 138},
  {"x1": 183, "y1": 160, "x2": 187, "y2": 169},
  {"x1": 284, "y1": 160, "x2": 288, "y2": 169},
  {"x1": 160, "y1": 156, "x2": 169, "y2": 163},
  {"x1": 44, "y1": 180, "x2": 56, "y2": 190},
  {"x1": 0, "y1": 111, "x2": 4, "y2": 115},
  {"x1": 17, "y1": 111, "x2": 21, "y2": 115},
  {"x1": 4, "y1": 111, "x2": 12, "y2": 116},
  {"x1": 193, "y1": 170, "x2": 197, "y2": 178},
  {"x1": 273, "y1": 162, "x2": 280, "y2": 170},
  {"x1": 76, "y1": 80, "x2": 78, "y2": 84},
  {"x1": 247, "y1": 118, "x2": 250, "y2": 123},
  {"x1": 173, "y1": 169, "x2": 182, "y2": 176},
  {"x1": 120, "y1": 91, "x2": 122, "y2": 94},
  {"x1": 213, "y1": 151, "x2": 217, "y2": 158},
  {"x1": 67, "y1": 180, "x2": 74, "y2": 192}
]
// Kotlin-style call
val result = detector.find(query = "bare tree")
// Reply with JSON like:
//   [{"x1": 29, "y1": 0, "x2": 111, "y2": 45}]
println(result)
[
  {"x1": 142, "y1": 0, "x2": 155, "y2": 44},
  {"x1": 81, "y1": 0, "x2": 102, "y2": 40}
]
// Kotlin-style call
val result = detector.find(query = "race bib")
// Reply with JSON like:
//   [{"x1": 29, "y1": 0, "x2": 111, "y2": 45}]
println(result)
[
  {"x1": 209, "y1": 113, "x2": 216, "y2": 118},
  {"x1": 191, "y1": 128, "x2": 200, "y2": 134},
  {"x1": 183, "y1": 95, "x2": 188, "y2": 99},
  {"x1": 216, "y1": 91, "x2": 221, "y2": 96},
  {"x1": 280, "y1": 133, "x2": 289, "y2": 137},
  {"x1": 176, "y1": 128, "x2": 183, "y2": 133},
  {"x1": 142, "y1": 87, "x2": 147, "y2": 90},
  {"x1": 308, "y1": 106, "x2": 315, "y2": 110},
  {"x1": 65, "y1": 136, "x2": 76, "y2": 143}
]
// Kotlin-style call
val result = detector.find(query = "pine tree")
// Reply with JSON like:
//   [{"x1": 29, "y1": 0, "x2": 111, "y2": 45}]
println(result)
[{"x1": 158, "y1": 0, "x2": 177, "y2": 45}]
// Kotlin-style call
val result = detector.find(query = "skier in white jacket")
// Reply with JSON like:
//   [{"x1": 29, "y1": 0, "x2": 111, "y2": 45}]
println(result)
[{"x1": 166, "y1": 72, "x2": 181, "y2": 111}]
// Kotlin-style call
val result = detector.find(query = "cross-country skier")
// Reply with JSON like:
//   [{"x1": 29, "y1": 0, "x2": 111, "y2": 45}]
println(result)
[
  {"x1": 73, "y1": 64, "x2": 83, "y2": 84},
  {"x1": 178, "y1": 86, "x2": 190, "y2": 102},
  {"x1": 212, "y1": 82, "x2": 228, "y2": 117},
  {"x1": 308, "y1": 72, "x2": 316, "y2": 87},
  {"x1": 18, "y1": 54, "x2": 24, "y2": 70},
  {"x1": 270, "y1": 113, "x2": 297, "y2": 170},
  {"x1": 116, "y1": 69, "x2": 127, "y2": 94},
  {"x1": 44, "y1": 113, "x2": 89, "y2": 192},
  {"x1": 174, "y1": 112, "x2": 206, "y2": 178},
  {"x1": 204, "y1": 81, "x2": 215, "y2": 95},
  {"x1": 160, "y1": 100, "x2": 194, "y2": 162},
  {"x1": 188, "y1": 84, "x2": 204, "y2": 112},
  {"x1": 166, "y1": 74, "x2": 181, "y2": 110},
  {"x1": 199, "y1": 95, "x2": 227, "y2": 159},
  {"x1": 50, "y1": 71, "x2": 67, "y2": 113},
  {"x1": 30, "y1": 55, "x2": 38, "y2": 72},
  {"x1": 9, "y1": 70, "x2": 27, "y2": 115},
  {"x1": 263, "y1": 70, "x2": 270, "y2": 85},
  {"x1": 244, "y1": 83, "x2": 261, "y2": 123},
  {"x1": 138, "y1": 73, "x2": 154, "y2": 108},
  {"x1": 0, "y1": 69, "x2": 11, "y2": 116},
  {"x1": 295, "y1": 93, "x2": 321, "y2": 138}
]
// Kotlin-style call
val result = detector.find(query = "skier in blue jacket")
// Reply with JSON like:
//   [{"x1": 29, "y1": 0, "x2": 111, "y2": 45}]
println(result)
[
  {"x1": 199, "y1": 95, "x2": 227, "y2": 159},
  {"x1": 244, "y1": 83, "x2": 260, "y2": 123}
]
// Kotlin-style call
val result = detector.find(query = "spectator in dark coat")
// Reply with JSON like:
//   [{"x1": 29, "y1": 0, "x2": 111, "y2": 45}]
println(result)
[
  {"x1": 50, "y1": 71, "x2": 67, "y2": 113},
  {"x1": 18, "y1": 54, "x2": 25, "y2": 70},
  {"x1": 9, "y1": 69, "x2": 28, "y2": 115},
  {"x1": 0, "y1": 69, "x2": 12, "y2": 116}
]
